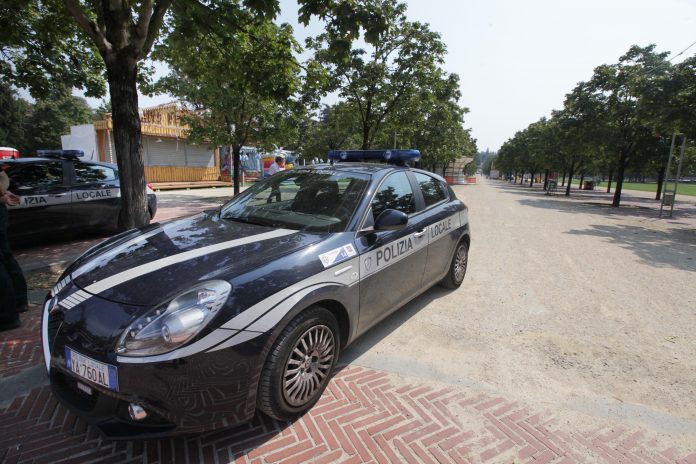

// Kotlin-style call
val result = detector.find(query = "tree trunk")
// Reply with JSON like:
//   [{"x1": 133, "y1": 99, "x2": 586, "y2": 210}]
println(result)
[
  {"x1": 232, "y1": 144, "x2": 242, "y2": 195},
  {"x1": 606, "y1": 169, "x2": 613, "y2": 193},
  {"x1": 361, "y1": 123, "x2": 370, "y2": 150},
  {"x1": 543, "y1": 169, "x2": 549, "y2": 190},
  {"x1": 529, "y1": 173, "x2": 534, "y2": 187},
  {"x1": 612, "y1": 150, "x2": 628, "y2": 207},
  {"x1": 655, "y1": 165, "x2": 665, "y2": 200},
  {"x1": 561, "y1": 171, "x2": 566, "y2": 187},
  {"x1": 106, "y1": 62, "x2": 149, "y2": 230},
  {"x1": 565, "y1": 162, "x2": 575, "y2": 196},
  {"x1": 578, "y1": 173, "x2": 585, "y2": 190}
]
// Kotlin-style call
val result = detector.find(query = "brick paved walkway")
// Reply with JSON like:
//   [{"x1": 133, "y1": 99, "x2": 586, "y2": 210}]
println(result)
[{"x1": 1, "y1": 307, "x2": 694, "y2": 464}]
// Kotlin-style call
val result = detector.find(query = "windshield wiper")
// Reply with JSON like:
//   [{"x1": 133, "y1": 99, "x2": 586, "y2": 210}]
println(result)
[{"x1": 221, "y1": 216, "x2": 270, "y2": 227}]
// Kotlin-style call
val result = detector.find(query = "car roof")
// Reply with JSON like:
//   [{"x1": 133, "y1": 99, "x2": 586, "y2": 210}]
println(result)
[
  {"x1": 295, "y1": 163, "x2": 447, "y2": 183},
  {"x1": 2, "y1": 157, "x2": 117, "y2": 169},
  {"x1": 297, "y1": 162, "x2": 410, "y2": 174}
]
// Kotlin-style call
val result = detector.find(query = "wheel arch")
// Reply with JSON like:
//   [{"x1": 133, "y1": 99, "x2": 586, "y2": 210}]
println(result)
[
  {"x1": 260, "y1": 283, "x2": 357, "y2": 361},
  {"x1": 311, "y1": 299, "x2": 350, "y2": 350}
]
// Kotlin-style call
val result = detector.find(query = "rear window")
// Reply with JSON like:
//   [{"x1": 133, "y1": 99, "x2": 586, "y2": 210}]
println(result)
[
  {"x1": 74, "y1": 163, "x2": 117, "y2": 183},
  {"x1": 414, "y1": 172, "x2": 448, "y2": 207},
  {"x1": 6, "y1": 162, "x2": 64, "y2": 191}
]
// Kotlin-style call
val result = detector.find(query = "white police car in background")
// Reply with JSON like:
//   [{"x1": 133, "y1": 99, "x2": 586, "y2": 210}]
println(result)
[
  {"x1": 43, "y1": 149, "x2": 470, "y2": 439},
  {"x1": 2, "y1": 150, "x2": 157, "y2": 245}
]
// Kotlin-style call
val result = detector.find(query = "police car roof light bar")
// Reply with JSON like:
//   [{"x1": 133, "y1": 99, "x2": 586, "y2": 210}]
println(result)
[
  {"x1": 328, "y1": 149, "x2": 420, "y2": 166},
  {"x1": 37, "y1": 149, "x2": 85, "y2": 159}
]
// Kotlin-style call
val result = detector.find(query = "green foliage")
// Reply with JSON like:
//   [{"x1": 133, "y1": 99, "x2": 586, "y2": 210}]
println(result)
[
  {"x1": 151, "y1": 12, "x2": 302, "y2": 150},
  {"x1": 0, "y1": 84, "x2": 93, "y2": 154},
  {"x1": 307, "y1": 0, "x2": 449, "y2": 150},
  {"x1": 24, "y1": 91, "x2": 94, "y2": 153},
  {"x1": 498, "y1": 44, "x2": 694, "y2": 205},
  {"x1": 0, "y1": 83, "x2": 30, "y2": 151},
  {"x1": 392, "y1": 71, "x2": 476, "y2": 169},
  {"x1": 0, "y1": 0, "x2": 105, "y2": 99},
  {"x1": 482, "y1": 155, "x2": 496, "y2": 175},
  {"x1": 299, "y1": 103, "x2": 363, "y2": 159}
]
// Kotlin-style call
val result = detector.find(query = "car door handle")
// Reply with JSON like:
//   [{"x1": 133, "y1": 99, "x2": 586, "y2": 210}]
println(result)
[
  {"x1": 413, "y1": 228, "x2": 427, "y2": 238},
  {"x1": 50, "y1": 193, "x2": 67, "y2": 197}
]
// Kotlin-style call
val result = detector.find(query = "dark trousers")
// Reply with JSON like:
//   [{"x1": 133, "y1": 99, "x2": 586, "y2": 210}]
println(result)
[{"x1": 0, "y1": 205, "x2": 25, "y2": 321}]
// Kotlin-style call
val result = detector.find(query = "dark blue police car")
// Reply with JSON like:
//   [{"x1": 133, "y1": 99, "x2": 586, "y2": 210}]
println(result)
[
  {"x1": 2, "y1": 150, "x2": 157, "y2": 245},
  {"x1": 42, "y1": 150, "x2": 470, "y2": 439}
]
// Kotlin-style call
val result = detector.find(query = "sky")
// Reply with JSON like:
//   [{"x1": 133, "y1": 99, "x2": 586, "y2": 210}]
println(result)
[{"x1": 111, "y1": 0, "x2": 696, "y2": 152}]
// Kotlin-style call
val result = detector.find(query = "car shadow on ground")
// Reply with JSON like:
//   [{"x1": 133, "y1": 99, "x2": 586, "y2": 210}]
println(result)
[
  {"x1": 2, "y1": 283, "x2": 456, "y2": 462},
  {"x1": 339, "y1": 285, "x2": 453, "y2": 365}
]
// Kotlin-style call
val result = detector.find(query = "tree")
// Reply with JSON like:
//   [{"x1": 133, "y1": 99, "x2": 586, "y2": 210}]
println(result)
[
  {"x1": 300, "y1": 103, "x2": 363, "y2": 160},
  {"x1": 6, "y1": 0, "x2": 387, "y2": 230},
  {"x1": 151, "y1": 13, "x2": 302, "y2": 195},
  {"x1": 574, "y1": 45, "x2": 671, "y2": 206},
  {"x1": 0, "y1": 0, "x2": 104, "y2": 99},
  {"x1": 23, "y1": 91, "x2": 94, "y2": 153},
  {"x1": 389, "y1": 71, "x2": 476, "y2": 173},
  {"x1": 0, "y1": 83, "x2": 30, "y2": 151},
  {"x1": 307, "y1": 0, "x2": 447, "y2": 150}
]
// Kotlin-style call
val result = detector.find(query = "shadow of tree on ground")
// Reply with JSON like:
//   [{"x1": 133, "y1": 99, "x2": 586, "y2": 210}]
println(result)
[{"x1": 565, "y1": 224, "x2": 696, "y2": 272}]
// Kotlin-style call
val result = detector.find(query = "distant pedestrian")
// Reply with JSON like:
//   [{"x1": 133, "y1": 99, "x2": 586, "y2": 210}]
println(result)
[
  {"x1": 266, "y1": 157, "x2": 285, "y2": 203},
  {"x1": 0, "y1": 168, "x2": 27, "y2": 330},
  {"x1": 267, "y1": 156, "x2": 285, "y2": 176}
]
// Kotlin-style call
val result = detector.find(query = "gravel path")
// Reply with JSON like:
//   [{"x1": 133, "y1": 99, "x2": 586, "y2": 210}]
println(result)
[{"x1": 344, "y1": 178, "x2": 696, "y2": 447}]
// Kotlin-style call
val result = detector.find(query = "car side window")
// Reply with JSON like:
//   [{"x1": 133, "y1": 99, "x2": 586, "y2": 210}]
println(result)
[
  {"x1": 74, "y1": 163, "x2": 116, "y2": 184},
  {"x1": 7, "y1": 162, "x2": 64, "y2": 191},
  {"x1": 371, "y1": 172, "x2": 416, "y2": 218},
  {"x1": 414, "y1": 172, "x2": 448, "y2": 207}
]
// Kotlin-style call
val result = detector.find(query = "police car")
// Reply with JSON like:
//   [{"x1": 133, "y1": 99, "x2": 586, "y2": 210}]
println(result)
[
  {"x1": 42, "y1": 149, "x2": 470, "y2": 439},
  {"x1": 2, "y1": 150, "x2": 157, "y2": 245}
]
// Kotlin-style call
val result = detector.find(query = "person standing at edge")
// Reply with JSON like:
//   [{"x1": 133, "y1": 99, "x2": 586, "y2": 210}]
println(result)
[
  {"x1": 0, "y1": 167, "x2": 27, "y2": 330},
  {"x1": 266, "y1": 156, "x2": 285, "y2": 203},
  {"x1": 267, "y1": 156, "x2": 285, "y2": 176}
]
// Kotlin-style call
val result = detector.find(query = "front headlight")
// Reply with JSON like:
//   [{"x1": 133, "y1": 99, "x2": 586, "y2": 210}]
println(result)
[{"x1": 116, "y1": 280, "x2": 231, "y2": 357}]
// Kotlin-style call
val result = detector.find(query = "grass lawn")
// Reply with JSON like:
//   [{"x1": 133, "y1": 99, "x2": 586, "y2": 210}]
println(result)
[{"x1": 568, "y1": 180, "x2": 696, "y2": 197}]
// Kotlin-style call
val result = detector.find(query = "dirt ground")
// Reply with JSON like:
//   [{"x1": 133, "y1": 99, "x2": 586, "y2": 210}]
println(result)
[{"x1": 343, "y1": 178, "x2": 696, "y2": 448}]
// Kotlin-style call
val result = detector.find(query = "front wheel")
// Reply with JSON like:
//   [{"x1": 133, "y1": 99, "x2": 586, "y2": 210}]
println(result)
[
  {"x1": 440, "y1": 238, "x2": 469, "y2": 289},
  {"x1": 257, "y1": 307, "x2": 339, "y2": 421}
]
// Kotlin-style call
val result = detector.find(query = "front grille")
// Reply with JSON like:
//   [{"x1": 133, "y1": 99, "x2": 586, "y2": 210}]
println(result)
[{"x1": 47, "y1": 310, "x2": 63, "y2": 346}]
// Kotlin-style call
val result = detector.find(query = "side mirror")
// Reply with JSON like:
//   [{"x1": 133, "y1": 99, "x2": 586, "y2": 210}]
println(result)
[{"x1": 374, "y1": 209, "x2": 408, "y2": 231}]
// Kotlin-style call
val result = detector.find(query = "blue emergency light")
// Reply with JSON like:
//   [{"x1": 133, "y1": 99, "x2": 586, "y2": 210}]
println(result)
[
  {"x1": 328, "y1": 149, "x2": 420, "y2": 165},
  {"x1": 37, "y1": 149, "x2": 85, "y2": 158}
]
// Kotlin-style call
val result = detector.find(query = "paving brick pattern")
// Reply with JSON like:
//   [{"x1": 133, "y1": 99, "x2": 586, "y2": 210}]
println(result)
[
  {"x1": 1, "y1": 356, "x2": 695, "y2": 464},
  {"x1": 0, "y1": 309, "x2": 42, "y2": 379},
  {"x1": 1, "y1": 306, "x2": 694, "y2": 463}
]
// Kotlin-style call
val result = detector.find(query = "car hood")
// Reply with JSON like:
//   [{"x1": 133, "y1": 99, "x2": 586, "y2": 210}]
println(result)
[{"x1": 69, "y1": 211, "x2": 325, "y2": 306}]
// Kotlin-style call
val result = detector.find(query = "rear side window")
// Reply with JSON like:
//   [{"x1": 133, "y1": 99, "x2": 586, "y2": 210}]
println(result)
[
  {"x1": 7, "y1": 162, "x2": 64, "y2": 191},
  {"x1": 74, "y1": 163, "x2": 117, "y2": 184},
  {"x1": 371, "y1": 172, "x2": 416, "y2": 218},
  {"x1": 414, "y1": 172, "x2": 448, "y2": 207}
]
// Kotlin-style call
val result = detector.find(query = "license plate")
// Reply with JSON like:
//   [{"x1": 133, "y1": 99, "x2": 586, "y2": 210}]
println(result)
[{"x1": 65, "y1": 347, "x2": 119, "y2": 391}]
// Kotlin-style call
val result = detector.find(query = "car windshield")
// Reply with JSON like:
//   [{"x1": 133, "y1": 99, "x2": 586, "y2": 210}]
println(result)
[{"x1": 220, "y1": 169, "x2": 370, "y2": 232}]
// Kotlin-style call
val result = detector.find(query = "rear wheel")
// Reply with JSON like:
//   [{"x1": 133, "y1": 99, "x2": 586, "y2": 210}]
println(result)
[
  {"x1": 258, "y1": 307, "x2": 339, "y2": 420},
  {"x1": 440, "y1": 238, "x2": 469, "y2": 289}
]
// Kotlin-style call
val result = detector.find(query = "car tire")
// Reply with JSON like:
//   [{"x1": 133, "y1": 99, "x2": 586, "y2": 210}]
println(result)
[
  {"x1": 257, "y1": 307, "x2": 340, "y2": 421},
  {"x1": 439, "y1": 238, "x2": 469, "y2": 289}
]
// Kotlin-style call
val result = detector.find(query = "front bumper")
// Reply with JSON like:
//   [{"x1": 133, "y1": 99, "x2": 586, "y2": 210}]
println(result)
[{"x1": 43, "y1": 294, "x2": 269, "y2": 440}]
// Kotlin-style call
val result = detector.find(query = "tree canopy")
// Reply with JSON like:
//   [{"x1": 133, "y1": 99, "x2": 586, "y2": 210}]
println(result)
[
  {"x1": 150, "y1": 10, "x2": 303, "y2": 194},
  {"x1": 495, "y1": 44, "x2": 696, "y2": 205}
]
